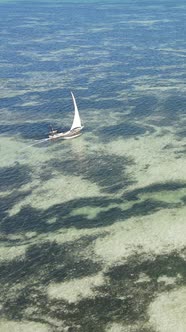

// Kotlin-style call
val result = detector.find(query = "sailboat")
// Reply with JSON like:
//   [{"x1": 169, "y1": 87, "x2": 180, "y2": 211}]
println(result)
[{"x1": 49, "y1": 92, "x2": 84, "y2": 140}]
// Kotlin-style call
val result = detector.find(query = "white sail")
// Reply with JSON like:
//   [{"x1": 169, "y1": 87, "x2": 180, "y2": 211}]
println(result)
[
  {"x1": 48, "y1": 91, "x2": 83, "y2": 140},
  {"x1": 70, "y1": 92, "x2": 82, "y2": 131}
]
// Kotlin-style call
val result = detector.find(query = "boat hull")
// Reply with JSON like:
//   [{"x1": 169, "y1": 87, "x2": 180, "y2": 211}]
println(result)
[
  {"x1": 63, "y1": 132, "x2": 82, "y2": 139},
  {"x1": 49, "y1": 127, "x2": 83, "y2": 140}
]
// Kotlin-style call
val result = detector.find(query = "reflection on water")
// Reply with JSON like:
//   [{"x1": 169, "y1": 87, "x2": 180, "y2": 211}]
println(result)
[{"x1": 0, "y1": 1, "x2": 186, "y2": 331}]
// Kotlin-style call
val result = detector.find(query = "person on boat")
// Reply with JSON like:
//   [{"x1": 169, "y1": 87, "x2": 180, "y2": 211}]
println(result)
[{"x1": 49, "y1": 125, "x2": 58, "y2": 136}]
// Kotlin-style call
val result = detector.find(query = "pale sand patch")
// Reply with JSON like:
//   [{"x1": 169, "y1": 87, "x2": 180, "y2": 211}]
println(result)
[
  {"x1": 3, "y1": 134, "x2": 103, "y2": 215},
  {"x1": 105, "y1": 131, "x2": 186, "y2": 189},
  {"x1": 2, "y1": 227, "x2": 105, "y2": 262},
  {"x1": 148, "y1": 287, "x2": 186, "y2": 332},
  {"x1": 106, "y1": 322, "x2": 144, "y2": 332},
  {"x1": 0, "y1": 245, "x2": 26, "y2": 262},
  {"x1": 33, "y1": 227, "x2": 106, "y2": 251},
  {"x1": 157, "y1": 274, "x2": 182, "y2": 286},
  {"x1": 9, "y1": 174, "x2": 102, "y2": 215},
  {"x1": 1, "y1": 135, "x2": 56, "y2": 170},
  {"x1": 141, "y1": 189, "x2": 186, "y2": 205},
  {"x1": 135, "y1": 272, "x2": 151, "y2": 284},
  {"x1": 70, "y1": 205, "x2": 106, "y2": 219},
  {"x1": 106, "y1": 323, "x2": 126, "y2": 332},
  {"x1": 0, "y1": 320, "x2": 49, "y2": 332},
  {"x1": 0, "y1": 137, "x2": 29, "y2": 168},
  {"x1": 48, "y1": 272, "x2": 105, "y2": 303},
  {"x1": 69, "y1": 201, "x2": 133, "y2": 220},
  {"x1": 94, "y1": 207, "x2": 186, "y2": 264}
]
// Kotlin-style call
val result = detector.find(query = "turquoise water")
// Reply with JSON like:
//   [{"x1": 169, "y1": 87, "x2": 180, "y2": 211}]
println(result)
[{"x1": 0, "y1": 1, "x2": 186, "y2": 331}]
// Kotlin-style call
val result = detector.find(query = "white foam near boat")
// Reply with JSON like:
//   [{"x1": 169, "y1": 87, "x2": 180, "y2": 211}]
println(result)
[{"x1": 49, "y1": 92, "x2": 84, "y2": 140}]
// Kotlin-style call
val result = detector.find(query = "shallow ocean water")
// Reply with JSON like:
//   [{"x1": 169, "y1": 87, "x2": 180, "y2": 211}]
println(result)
[{"x1": 0, "y1": 1, "x2": 186, "y2": 331}]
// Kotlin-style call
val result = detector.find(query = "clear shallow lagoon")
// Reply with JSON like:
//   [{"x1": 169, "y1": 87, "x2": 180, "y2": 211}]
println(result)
[{"x1": 0, "y1": 1, "x2": 186, "y2": 331}]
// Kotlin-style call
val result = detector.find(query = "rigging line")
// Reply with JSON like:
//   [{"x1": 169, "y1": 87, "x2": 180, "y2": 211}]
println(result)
[{"x1": 20, "y1": 138, "x2": 51, "y2": 151}]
